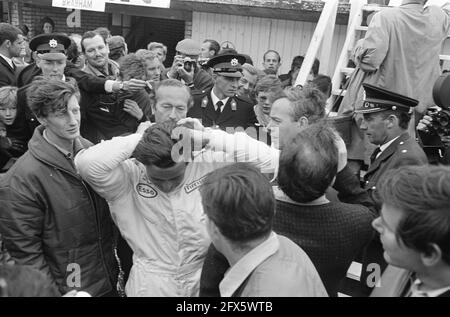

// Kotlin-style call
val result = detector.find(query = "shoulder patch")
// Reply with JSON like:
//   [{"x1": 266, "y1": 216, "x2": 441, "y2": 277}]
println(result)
[{"x1": 136, "y1": 183, "x2": 158, "y2": 198}]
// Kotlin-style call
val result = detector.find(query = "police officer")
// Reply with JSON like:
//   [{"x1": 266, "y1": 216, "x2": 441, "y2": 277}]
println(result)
[
  {"x1": 356, "y1": 83, "x2": 428, "y2": 296},
  {"x1": 188, "y1": 53, "x2": 257, "y2": 131}
]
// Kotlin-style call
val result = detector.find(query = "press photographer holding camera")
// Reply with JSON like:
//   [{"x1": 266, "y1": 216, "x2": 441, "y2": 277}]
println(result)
[
  {"x1": 417, "y1": 73, "x2": 450, "y2": 165},
  {"x1": 167, "y1": 39, "x2": 214, "y2": 93}
]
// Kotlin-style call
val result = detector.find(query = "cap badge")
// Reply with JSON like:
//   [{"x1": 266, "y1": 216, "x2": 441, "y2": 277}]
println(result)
[
  {"x1": 49, "y1": 39, "x2": 58, "y2": 49},
  {"x1": 230, "y1": 58, "x2": 239, "y2": 67}
]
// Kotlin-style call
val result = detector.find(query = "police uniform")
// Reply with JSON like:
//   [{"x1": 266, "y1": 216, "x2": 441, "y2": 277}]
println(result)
[
  {"x1": 188, "y1": 54, "x2": 257, "y2": 130},
  {"x1": 8, "y1": 34, "x2": 72, "y2": 160},
  {"x1": 356, "y1": 84, "x2": 428, "y2": 295}
]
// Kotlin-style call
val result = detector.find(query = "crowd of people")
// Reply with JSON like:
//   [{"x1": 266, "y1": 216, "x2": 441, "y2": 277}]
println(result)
[{"x1": 0, "y1": 0, "x2": 450, "y2": 298}]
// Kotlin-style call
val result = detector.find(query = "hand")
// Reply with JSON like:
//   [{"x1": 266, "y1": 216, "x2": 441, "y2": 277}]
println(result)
[
  {"x1": 123, "y1": 79, "x2": 147, "y2": 93},
  {"x1": 168, "y1": 55, "x2": 184, "y2": 78},
  {"x1": 442, "y1": 135, "x2": 450, "y2": 148},
  {"x1": 136, "y1": 121, "x2": 153, "y2": 135},
  {"x1": 417, "y1": 115, "x2": 433, "y2": 132},
  {"x1": 123, "y1": 99, "x2": 144, "y2": 120},
  {"x1": 177, "y1": 66, "x2": 194, "y2": 85},
  {"x1": 177, "y1": 118, "x2": 205, "y2": 131}
]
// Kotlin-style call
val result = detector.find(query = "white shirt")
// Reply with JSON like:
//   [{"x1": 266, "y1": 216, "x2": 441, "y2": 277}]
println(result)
[
  {"x1": 211, "y1": 90, "x2": 229, "y2": 112},
  {"x1": 0, "y1": 53, "x2": 14, "y2": 69},
  {"x1": 410, "y1": 279, "x2": 450, "y2": 297},
  {"x1": 374, "y1": 136, "x2": 401, "y2": 160}
]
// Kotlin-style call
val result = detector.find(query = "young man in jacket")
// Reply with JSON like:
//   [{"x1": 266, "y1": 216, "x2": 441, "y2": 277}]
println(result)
[{"x1": 0, "y1": 78, "x2": 118, "y2": 296}]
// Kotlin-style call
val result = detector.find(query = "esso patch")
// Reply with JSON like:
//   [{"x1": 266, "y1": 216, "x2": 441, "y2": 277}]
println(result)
[{"x1": 136, "y1": 183, "x2": 158, "y2": 198}]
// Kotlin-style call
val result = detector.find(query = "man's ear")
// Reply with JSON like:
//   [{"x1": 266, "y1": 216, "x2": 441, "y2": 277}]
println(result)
[
  {"x1": 386, "y1": 114, "x2": 399, "y2": 129},
  {"x1": 297, "y1": 116, "x2": 309, "y2": 129},
  {"x1": 212, "y1": 73, "x2": 218, "y2": 81},
  {"x1": 421, "y1": 243, "x2": 442, "y2": 267}
]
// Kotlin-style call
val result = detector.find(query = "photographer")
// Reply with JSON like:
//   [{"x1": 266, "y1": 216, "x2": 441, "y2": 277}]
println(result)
[
  {"x1": 167, "y1": 39, "x2": 214, "y2": 93},
  {"x1": 417, "y1": 73, "x2": 450, "y2": 165}
]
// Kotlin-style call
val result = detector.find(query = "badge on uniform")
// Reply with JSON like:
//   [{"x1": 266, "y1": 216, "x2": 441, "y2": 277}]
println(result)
[
  {"x1": 231, "y1": 99, "x2": 237, "y2": 111},
  {"x1": 201, "y1": 96, "x2": 208, "y2": 108}
]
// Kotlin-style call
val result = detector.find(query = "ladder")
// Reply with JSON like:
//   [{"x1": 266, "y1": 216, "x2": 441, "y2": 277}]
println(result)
[{"x1": 329, "y1": 0, "x2": 450, "y2": 114}]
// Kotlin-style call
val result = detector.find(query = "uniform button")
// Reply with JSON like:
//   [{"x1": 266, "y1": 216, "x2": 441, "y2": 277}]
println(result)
[
  {"x1": 400, "y1": 142, "x2": 404, "y2": 145},
  {"x1": 402, "y1": 150, "x2": 408, "y2": 153},
  {"x1": 366, "y1": 181, "x2": 369, "y2": 184},
  {"x1": 372, "y1": 186, "x2": 376, "y2": 190}
]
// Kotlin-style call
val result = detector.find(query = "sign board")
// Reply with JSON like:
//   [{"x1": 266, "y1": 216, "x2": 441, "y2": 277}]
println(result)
[
  {"x1": 106, "y1": 0, "x2": 171, "y2": 9},
  {"x1": 52, "y1": 0, "x2": 106, "y2": 12}
]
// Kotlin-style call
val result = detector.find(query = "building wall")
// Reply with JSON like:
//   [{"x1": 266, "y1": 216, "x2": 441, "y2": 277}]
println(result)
[
  {"x1": 192, "y1": 11, "x2": 347, "y2": 76},
  {"x1": 14, "y1": 2, "x2": 112, "y2": 37}
]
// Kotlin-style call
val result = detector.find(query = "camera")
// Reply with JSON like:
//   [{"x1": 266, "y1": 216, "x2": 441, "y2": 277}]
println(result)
[
  {"x1": 418, "y1": 73, "x2": 450, "y2": 163},
  {"x1": 177, "y1": 56, "x2": 195, "y2": 73},
  {"x1": 429, "y1": 73, "x2": 450, "y2": 136}
]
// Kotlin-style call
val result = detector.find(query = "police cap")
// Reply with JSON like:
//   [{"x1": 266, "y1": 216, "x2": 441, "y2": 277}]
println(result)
[
  {"x1": 207, "y1": 54, "x2": 246, "y2": 78},
  {"x1": 29, "y1": 33, "x2": 70, "y2": 60},
  {"x1": 355, "y1": 84, "x2": 418, "y2": 114}
]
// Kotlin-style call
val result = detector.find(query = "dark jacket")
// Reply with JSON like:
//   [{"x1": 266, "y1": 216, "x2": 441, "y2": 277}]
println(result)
[
  {"x1": 364, "y1": 132, "x2": 428, "y2": 210},
  {"x1": 188, "y1": 89, "x2": 257, "y2": 130},
  {"x1": 0, "y1": 126, "x2": 118, "y2": 296},
  {"x1": 0, "y1": 56, "x2": 16, "y2": 87}
]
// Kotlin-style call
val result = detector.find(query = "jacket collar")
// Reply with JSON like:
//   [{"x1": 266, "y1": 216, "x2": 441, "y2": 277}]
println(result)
[
  {"x1": 28, "y1": 125, "x2": 92, "y2": 173},
  {"x1": 367, "y1": 132, "x2": 411, "y2": 175}
]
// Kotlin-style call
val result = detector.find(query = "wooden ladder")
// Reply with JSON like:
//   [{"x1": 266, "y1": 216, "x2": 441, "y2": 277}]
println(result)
[{"x1": 329, "y1": 0, "x2": 450, "y2": 115}]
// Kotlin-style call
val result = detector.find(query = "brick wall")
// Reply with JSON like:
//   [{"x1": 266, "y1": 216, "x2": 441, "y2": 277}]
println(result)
[{"x1": 19, "y1": 2, "x2": 112, "y2": 37}]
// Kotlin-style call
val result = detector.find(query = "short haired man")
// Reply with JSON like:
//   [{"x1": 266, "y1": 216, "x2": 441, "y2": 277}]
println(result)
[
  {"x1": 356, "y1": 84, "x2": 429, "y2": 295},
  {"x1": 274, "y1": 123, "x2": 374, "y2": 296},
  {"x1": 0, "y1": 23, "x2": 25, "y2": 87},
  {"x1": 0, "y1": 79, "x2": 118, "y2": 296},
  {"x1": 253, "y1": 75, "x2": 283, "y2": 128},
  {"x1": 201, "y1": 163, "x2": 328, "y2": 297},
  {"x1": 188, "y1": 54, "x2": 257, "y2": 130},
  {"x1": 167, "y1": 38, "x2": 214, "y2": 92},
  {"x1": 80, "y1": 31, "x2": 145, "y2": 143},
  {"x1": 82, "y1": 31, "x2": 119, "y2": 78},
  {"x1": 371, "y1": 165, "x2": 450, "y2": 297},
  {"x1": 201, "y1": 39, "x2": 220, "y2": 60},
  {"x1": 237, "y1": 63, "x2": 259, "y2": 102},
  {"x1": 262, "y1": 50, "x2": 281, "y2": 75}
]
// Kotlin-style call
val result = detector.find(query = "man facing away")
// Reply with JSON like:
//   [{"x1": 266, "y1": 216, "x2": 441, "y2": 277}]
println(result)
[{"x1": 201, "y1": 163, "x2": 327, "y2": 297}]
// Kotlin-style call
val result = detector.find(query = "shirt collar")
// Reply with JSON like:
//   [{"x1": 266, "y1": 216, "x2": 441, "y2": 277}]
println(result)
[
  {"x1": 43, "y1": 129, "x2": 74, "y2": 161},
  {"x1": 273, "y1": 186, "x2": 330, "y2": 206},
  {"x1": 219, "y1": 232, "x2": 279, "y2": 297},
  {"x1": 410, "y1": 278, "x2": 450, "y2": 297},
  {"x1": 211, "y1": 90, "x2": 229, "y2": 109},
  {"x1": 380, "y1": 135, "x2": 401, "y2": 153},
  {"x1": 0, "y1": 53, "x2": 14, "y2": 69}
]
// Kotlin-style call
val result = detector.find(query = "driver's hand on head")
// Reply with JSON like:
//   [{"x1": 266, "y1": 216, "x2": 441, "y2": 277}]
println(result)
[
  {"x1": 136, "y1": 121, "x2": 153, "y2": 135},
  {"x1": 177, "y1": 118, "x2": 205, "y2": 131}
]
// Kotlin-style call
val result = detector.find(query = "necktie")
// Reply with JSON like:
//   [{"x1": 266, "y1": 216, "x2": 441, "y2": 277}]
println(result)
[
  {"x1": 370, "y1": 147, "x2": 382, "y2": 164},
  {"x1": 215, "y1": 101, "x2": 223, "y2": 122}
]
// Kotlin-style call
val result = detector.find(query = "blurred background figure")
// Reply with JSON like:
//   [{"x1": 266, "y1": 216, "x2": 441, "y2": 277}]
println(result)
[{"x1": 40, "y1": 16, "x2": 55, "y2": 34}]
